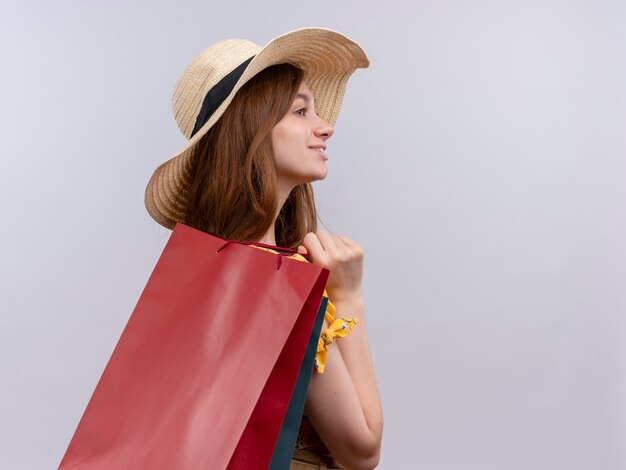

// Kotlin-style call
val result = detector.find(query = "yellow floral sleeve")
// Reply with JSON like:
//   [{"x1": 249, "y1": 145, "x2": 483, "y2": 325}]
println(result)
[{"x1": 314, "y1": 298, "x2": 358, "y2": 373}]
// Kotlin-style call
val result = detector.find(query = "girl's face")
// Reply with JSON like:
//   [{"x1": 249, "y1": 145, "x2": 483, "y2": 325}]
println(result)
[{"x1": 271, "y1": 82, "x2": 334, "y2": 190}]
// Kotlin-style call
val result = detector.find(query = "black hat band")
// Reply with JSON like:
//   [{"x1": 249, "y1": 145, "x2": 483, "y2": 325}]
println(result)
[{"x1": 190, "y1": 55, "x2": 255, "y2": 138}]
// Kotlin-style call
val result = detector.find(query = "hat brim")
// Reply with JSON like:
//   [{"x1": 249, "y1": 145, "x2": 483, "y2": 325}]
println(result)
[{"x1": 146, "y1": 27, "x2": 369, "y2": 229}]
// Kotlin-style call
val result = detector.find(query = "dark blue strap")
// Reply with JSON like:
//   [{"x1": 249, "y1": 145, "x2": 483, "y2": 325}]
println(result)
[{"x1": 268, "y1": 296, "x2": 328, "y2": 469}]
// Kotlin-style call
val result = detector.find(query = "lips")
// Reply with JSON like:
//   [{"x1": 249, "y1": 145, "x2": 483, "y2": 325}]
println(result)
[{"x1": 309, "y1": 147, "x2": 328, "y2": 161}]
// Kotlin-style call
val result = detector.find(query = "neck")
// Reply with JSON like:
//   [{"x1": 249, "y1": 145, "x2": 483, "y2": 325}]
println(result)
[{"x1": 257, "y1": 183, "x2": 293, "y2": 246}]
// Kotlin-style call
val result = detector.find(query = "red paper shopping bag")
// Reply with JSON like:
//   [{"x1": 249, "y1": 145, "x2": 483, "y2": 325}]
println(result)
[{"x1": 60, "y1": 223, "x2": 329, "y2": 469}]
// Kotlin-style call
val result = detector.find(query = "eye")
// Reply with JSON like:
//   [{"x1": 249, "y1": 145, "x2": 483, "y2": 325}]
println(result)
[{"x1": 295, "y1": 107, "x2": 307, "y2": 116}]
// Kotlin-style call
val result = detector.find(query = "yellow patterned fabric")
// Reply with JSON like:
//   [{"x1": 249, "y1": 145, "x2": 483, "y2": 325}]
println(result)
[
  {"x1": 248, "y1": 246, "x2": 358, "y2": 374},
  {"x1": 315, "y1": 299, "x2": 358, "y2": 373}
]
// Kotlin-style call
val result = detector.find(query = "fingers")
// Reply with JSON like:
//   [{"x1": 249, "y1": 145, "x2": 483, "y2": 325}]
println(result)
[
  {"x1": 303, "y1": 232, "x2": 328, "y2": 265},
  {"x1": 316, "y1": 229, "x2": 339, "y2": 253},
  {"x1": 338, "y1": 235, "x2": 354, "y2": 247},
  {"x1": 302, "y1": 230, "x2": 364, "y2": 267},
  {"x1": 338, "y1": 235, "x2": 364, "y2": 257}
]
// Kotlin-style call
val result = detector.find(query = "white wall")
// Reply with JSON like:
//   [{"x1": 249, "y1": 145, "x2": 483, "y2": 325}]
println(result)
[{"x1": 1, "y1": 0, "x2": 624, "y2": 468}]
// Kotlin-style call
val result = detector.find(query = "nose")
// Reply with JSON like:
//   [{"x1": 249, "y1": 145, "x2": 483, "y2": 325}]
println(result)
[{"x1": 314, "y1": 117, "x2": 334, "y2": 140}]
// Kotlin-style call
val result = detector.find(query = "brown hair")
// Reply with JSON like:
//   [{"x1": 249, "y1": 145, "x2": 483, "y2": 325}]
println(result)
[{"x1": 184, "y1": 63, "x2": 318, "y2": 249}]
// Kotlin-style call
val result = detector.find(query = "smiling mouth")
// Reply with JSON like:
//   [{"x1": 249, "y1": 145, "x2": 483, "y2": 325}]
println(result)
[{"x1": 310, "y1": 147, "x2": 328, "y2": 160}]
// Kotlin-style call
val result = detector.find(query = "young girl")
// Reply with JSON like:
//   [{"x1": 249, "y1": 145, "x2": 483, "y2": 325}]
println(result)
[{"x1": 145, "y1": 28, "x2": 383, "y2": 470}]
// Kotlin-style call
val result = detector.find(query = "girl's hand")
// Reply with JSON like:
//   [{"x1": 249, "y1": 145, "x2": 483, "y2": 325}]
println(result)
[{"x1": 299, "y1": 229, "x2": 364, "y2": 304}]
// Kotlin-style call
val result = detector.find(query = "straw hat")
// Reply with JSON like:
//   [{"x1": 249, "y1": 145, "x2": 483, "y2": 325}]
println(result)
[{"x1": 144, "y1": 27, "x2": 369, "y2": 229}]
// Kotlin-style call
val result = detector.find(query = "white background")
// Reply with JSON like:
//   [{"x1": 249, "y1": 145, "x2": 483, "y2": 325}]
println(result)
[{"x1": 1, "y1": 0, "x2": 625, "y2": 468}]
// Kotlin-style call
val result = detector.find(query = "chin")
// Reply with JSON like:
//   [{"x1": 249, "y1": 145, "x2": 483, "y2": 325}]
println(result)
[
  {"x1": 289, "y1": 166, "x2": 328, "y2": 185},
  {"x1": 308, "y1": 171, "x2": 328, "y2": 183},
  {"x1": 315, "y1": 164, "x2": 329, "y2": 180}
]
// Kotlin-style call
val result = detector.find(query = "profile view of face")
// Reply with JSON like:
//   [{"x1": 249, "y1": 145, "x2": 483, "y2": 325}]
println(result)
[{"x1": 271, "y1": 82, "x2": 335, "y2": 190}]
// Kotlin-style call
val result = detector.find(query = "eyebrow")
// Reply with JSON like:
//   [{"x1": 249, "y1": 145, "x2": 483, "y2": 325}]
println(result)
[{"x1": 295, "y1": 93, "x2": 313, "y2": 103}]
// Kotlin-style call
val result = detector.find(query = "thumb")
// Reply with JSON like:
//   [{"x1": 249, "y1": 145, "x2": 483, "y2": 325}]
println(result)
[{"x1": 297, "y1": 245, "x2": 308, "y2": 255}]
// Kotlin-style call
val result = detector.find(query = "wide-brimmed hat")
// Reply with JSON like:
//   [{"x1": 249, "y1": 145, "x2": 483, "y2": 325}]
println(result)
[{"x1": 144, "y1": 27, "x2": 369, "y2": 229}]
